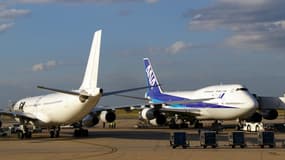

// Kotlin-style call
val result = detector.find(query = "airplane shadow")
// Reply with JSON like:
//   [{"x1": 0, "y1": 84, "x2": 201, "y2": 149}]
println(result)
[{"x1": 67, "y1": 130, "x2": 285, "y2": 143}]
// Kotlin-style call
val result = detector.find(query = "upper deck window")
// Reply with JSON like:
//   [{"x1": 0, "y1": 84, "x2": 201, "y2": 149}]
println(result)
[{"x1": 236, "y1": 88, "x2": 248, "y2": 91}]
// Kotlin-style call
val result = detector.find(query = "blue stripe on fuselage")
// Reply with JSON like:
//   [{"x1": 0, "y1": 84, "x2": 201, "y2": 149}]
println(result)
[{"x1": 150, "y1": 93, "x2": 237, "y2": 109}]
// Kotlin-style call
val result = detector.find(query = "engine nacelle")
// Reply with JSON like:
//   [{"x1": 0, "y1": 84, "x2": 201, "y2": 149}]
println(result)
[
  {"x1": 82, "y1": 114, "x2": 99, "y2": 127},
  {"x1": 149, "y1": 114, "x2": 167, "y2": 126},
  {"x1": 141, "y1": 108, "x2": 154, "y2": 120},
  {"x1": 261, "y1": 109, "x2": 278, "y2": 120},
  {"x1": 141, "y1": 108, "x2": 161, "y2": 120},
  {"x1": 100, "y1": 111, "x2": 116, "y2": 123},
  {"x1": 245, "y1": 112, "x2": 262, "y2": 122}
]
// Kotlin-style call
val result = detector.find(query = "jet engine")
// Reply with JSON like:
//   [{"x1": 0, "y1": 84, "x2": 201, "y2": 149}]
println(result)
[
  {"x1": 99, "y1": 110, "x2": 116, "y2": 123},
  {"x1": 141, "y1": 108, "x2": 156, "y2": 120},
  {"x1": 141, "y1": 108, "x2": 166, "y2": 126},
  {"x1": 82, "y1": 114, "x2": 99, "y2": 127},
  {"x1": 260, "y1": 109, "x2": 278, "y2": 120},
  {"x1": 82, "y1": 110, "x2": 116, "y2": 127}
]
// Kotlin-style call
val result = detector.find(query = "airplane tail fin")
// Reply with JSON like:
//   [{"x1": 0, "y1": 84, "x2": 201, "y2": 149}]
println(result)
[
  {"x1": 79, "y1": 30, "x2": 102, "y2": 96},
  {"x1": 143, "y1": 58, "x2": 163, "y2": 99}
]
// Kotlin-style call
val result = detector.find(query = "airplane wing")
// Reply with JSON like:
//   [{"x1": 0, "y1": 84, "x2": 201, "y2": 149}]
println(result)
[
  {"x1": 37, "y1": 85, "x2": 151, "y2": 97},
  {"x1": 102, "y1": 86, "x2": 152, "y2": 96},
  {"x1": 161, "y1": 106, "x2": 202, "y2": 115},
  {"x1": 91, "y1": 105, "x2": 144, "y2": 113},
  {"x1": 0, "y1": 111, "x2": 38, "y2": 121},
  {"x1": 115, "y1": 94, "x2": 213, "y2": 106},
  {"x1": 93, "y1": 100, "x2": 204, "y2": 116},
  {"x1": 257, "y1": 96, "x2": 285, "y2": 110}
]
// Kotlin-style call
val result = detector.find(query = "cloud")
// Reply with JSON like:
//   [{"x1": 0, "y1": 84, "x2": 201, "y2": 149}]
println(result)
[
  {"x1": 0, "y1": 3, "x2": 30, "y2": 33},
  {"x1": 32, "y1": 63, "x2": 44, "y2": 72},
  {"x1": 166, "y1": 41, "x2": 192, "y2": 54},
  {"x1": 145, "y1": 0, "x2": 159, "y2": 4},
  {"x1": 0, "y1": 0, "x2": 158, "y2": 32},
  {"x1": 146, "y1": 40, "x2": 193, "y2": 55},
  {"x1": 32, "y1": 60, "x2": 58, "y2": 72},
  {"x1": 0, "y1": 23, "x2": 14, "y2": 32},
  {"x1": 186, "y1": 0, "x2": 285, "y2": 49},
  {"x1": 0, "y1": 8, "x2": 30, "y2": 19}
]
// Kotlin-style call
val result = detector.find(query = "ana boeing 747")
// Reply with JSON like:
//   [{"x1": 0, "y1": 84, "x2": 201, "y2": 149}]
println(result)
[{"x1": 118, "y1": 58, "x2": 285, "y2": 129}]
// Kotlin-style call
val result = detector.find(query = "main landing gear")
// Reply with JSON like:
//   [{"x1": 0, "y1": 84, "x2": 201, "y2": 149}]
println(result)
[
  {"x1": 49, "y1": 127, "x2": 60, "y2": 138},
  {"x1": 73, "y1": 121, "x2": 89, "y2": 137},
  {"x1": 17, "y1": 125, "x2": 32, "y2": 139},
  {"x1": 194, "y1": 120, "x2": 203, "y2": 129},
  {"x1": 211, "y1": 120, "x2": 223, "y2": 133}
]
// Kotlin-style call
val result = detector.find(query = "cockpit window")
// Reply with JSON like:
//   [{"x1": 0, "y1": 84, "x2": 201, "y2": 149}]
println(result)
[{"x1": 236, "y1": 88, "x2": 248, "y2": 91}]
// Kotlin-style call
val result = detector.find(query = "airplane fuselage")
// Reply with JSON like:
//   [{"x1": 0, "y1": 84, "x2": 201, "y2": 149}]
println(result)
[
  {"x1": 149, "y1": 84, "x2": 258, "y2": 120},
  {"x1": 13, "y1": 92, "x2": 101, "y2": 127}
]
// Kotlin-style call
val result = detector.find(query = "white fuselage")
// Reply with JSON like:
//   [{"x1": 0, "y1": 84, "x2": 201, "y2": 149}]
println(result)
[
  {"x1": 13, "y1": 92, "x2": 101, "y2": 127},
  {"x1": 159, "y1": 84, "x2": 258, "y2": 120}
]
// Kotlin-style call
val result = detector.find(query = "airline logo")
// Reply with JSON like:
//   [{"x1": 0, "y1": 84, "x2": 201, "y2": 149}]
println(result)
[{"x1": 145, "y1": 65, "x2": 157, "y2": 86}]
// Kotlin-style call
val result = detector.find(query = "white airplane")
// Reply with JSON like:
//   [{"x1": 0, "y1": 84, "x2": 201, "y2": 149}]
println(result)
[
  {"x1": 0, "y1": 30, "x2": 147, "y2": 139},
  {"x1": 121, "y1": 58, "x2": 285, "y2": 129}
]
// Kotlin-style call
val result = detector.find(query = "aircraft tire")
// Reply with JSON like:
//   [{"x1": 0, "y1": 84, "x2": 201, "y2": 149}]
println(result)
[
  {"x1": 247, "y1": 125, "x2": 251, "y2": 132},
  {"x1": 50, "y1": 131, "x2": 55, "y2": 138},
  {"x1": 256, "y1": 125, "x2": 260, "y2": 132},
  {"x1": 55, "y1": 131, "x2": 60, "y2": 138}
]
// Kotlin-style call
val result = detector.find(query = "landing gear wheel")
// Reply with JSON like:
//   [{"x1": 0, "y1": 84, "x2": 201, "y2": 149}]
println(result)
[
  {"x1": 256, "y1": 125, "x2": 260, "y2": 132},
  {"x1": 247, "y1": 125, "x2": 251, "y2": 132},
  {"x1": 236, "y1": 125, "x2": 241, "y2": 131},
  {"x1": 83, "y1": 129, "x2": 88, "y2": 137},
  {"x1": 55, "y1": 130, "x2": 60, "y2": 138},
  {"x1": 50, "y1": 131, "x2": 55, "y2": 138}
]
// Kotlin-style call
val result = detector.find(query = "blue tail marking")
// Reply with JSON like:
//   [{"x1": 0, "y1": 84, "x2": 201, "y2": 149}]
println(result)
[{"x1": 143, "y1": 58, "x2": 163, "y2": 99}]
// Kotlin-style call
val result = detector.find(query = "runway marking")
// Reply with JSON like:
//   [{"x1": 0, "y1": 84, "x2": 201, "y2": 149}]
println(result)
[
  {"x1": 71, "y1": 140, "x2": 118, "y2": 157},
  {"x1": 0, "y1": 136, "x2": 118, "y2": 160}
]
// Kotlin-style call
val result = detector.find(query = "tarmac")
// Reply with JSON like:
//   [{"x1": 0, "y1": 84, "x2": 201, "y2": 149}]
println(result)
[{"x1": 1, "y1": 119, "x2": 285, "y2": 160}]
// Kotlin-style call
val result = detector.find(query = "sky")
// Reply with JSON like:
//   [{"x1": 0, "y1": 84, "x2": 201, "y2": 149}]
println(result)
[{"x1": 1, "y1": 0, "x2": 285, "y2": 108}]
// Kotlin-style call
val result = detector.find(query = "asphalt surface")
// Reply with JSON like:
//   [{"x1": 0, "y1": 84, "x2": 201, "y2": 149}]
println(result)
[{"x1": 1, "y1": 119, "x2": 285, "y2": 160}]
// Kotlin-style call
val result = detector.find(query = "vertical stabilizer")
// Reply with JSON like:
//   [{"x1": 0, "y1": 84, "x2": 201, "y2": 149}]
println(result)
[
  {"x1": 143, "y1": 58, "x2": 163, "y2": 98},
  {"x1": 79, "y1": 30, "x2": 102, "y2": 96}
]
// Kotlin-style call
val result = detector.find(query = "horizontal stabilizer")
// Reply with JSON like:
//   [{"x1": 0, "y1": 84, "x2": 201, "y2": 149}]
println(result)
[
  {"x1": 102, "y1": 86, "x2": 154, "y2": 97},
  {"x1": 37, "y1": 86, "x2": 80, "y2": 96},
  {"x1": 115, "y1": 94, "x2": 149, "y2": 101}
]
